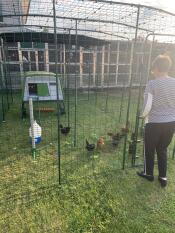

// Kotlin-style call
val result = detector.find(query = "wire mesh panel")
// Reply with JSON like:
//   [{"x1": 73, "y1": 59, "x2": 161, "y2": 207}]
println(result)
[{"x1": 0, "y1": 2, "x2": 175, "y2": 229}]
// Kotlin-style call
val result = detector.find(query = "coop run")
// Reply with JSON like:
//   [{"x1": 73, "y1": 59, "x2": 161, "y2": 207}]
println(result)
[{"x1": 0, "y1": 0, "x2": 175, "y2": 202}]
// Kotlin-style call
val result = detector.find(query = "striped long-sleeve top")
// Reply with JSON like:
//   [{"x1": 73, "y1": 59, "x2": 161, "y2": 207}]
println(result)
[{"x1": 141, "y1": 76, "x2": 175, "y2": 123}]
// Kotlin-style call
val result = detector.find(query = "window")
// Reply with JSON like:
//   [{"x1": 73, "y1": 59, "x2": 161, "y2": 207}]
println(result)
[
  {"x1": 31, "y1": 63, "x2": 36, "y2": 71},
  {"x1": 39, "y1": 63, "x2": 45, "y2": 71},
  {"x1": 38, "y1": 51, "x2": 44, "y2": 62},
  {"x1": 33, "y1": 42, "x2": 45, "y2": 49},
  {"x1": 83, "y1": 62, "x2": 93, "y2": 74},
  {"x1": 7, "y1": 42, "x2": 18, "y2": 48},
  {"x1": 49, "y1": 50, "x2": 56, "y2": 62},
  {"x1": 7, "y1": 64, "x2": 20, "y2": 72},
  {"x1": 22, "y1": 51, "x2": 29, "y2": 62},
  {"x1": 65, "y1": 51, "x2": 79, "y2": 63},
  {"x1": 23, "y1": 63, "x2": 30, "y2": 72},
  {"x1": 8, "y1": 50, "x2": 19, "y2": 61},
  {"x1": 83, "y1": 53, "x2": 93, "y2": 64},
  {"x1": 67, "y1": 65, "x2": 79, "y2": 74},
  {"x1": 30, "y1": 52, "x2": 36, "y2": 62},
  {"x1": 21, "y1": 42, "x2": 32, "y2": 49},
  {"x1": 49, "y1": 64, "x2": 63, "y2": 73},
  {"x1": 49, "y1": 64, "x2": 56, "y2": 73}
]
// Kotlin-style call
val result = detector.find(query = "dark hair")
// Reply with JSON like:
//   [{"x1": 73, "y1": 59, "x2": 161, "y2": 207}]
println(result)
[{"x1": 152, "y1": 55, "x2": 172, "y2": 73}]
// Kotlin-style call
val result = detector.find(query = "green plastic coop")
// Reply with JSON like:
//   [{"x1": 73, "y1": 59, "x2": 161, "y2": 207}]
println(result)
[{"x1": 21, "y1": 71, "x2": 65, "y2": 118}]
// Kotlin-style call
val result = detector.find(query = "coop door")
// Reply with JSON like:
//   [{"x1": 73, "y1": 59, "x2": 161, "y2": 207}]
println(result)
[
  {"x1": 28, "y1": 83, "x2": 37, "y2": 95},
  {"x1": 37, "y1": 83, "x2": 50, "y2": 96}
]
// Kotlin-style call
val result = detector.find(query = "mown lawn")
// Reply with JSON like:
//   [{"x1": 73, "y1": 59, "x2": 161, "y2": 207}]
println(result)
[
  {"x1": 0, "y1": 90, "x2": 175, "y2": 233},
  {"x1": 1, "y1": 164, "x2": 175, "y2": 233}
]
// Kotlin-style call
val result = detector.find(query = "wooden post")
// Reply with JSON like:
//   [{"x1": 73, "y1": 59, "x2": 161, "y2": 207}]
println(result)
[
  {"x1": 45, "y1": 43, "x2": 49, "y2": 72},
  {"x1": 35, "y1": 51, "x2": 39, "y2": 71},
  {"x1": 28, "y1": 51, "x2": 31, "y2": 71},
  {"x1": 18, "y1": 42, "x2": 23, "y2": 75}
]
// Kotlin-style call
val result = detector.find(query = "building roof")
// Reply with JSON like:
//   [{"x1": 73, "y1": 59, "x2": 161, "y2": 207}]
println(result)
[
  {"x1": 1, "y1": 32, "x2": 108, "y2": 46},
  {"x1": 24, "y1": 71, "x2": 56, "y2": 77}
]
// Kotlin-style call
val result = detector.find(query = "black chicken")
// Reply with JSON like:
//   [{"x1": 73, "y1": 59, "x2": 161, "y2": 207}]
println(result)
[
  {"x1": 85, "y1": 140, "x2": 95, "y2": 151},
  {"x1": 107, "y1": 132, "x2": 121, "y2": 146},
  {"x1": 112, "y1": 139, "x2": 119, "y2": 146},
  {"x1": 59, "y1": 124, "x2": 71, "y2": 135},
  {"x1": 108, "y1": 132, "x2": 121, "y2": 140}
]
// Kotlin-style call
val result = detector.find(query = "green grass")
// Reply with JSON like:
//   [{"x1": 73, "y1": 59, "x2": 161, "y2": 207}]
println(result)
[
  {"x1": 0, "y1": 90, "x2": 175, "y2": 232},
  {"x1": 1, "y1": 166, "x2": 175, "y2": 233}
]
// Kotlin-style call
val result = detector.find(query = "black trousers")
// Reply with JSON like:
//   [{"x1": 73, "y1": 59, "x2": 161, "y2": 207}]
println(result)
[{"x1": 144, "y1": 121, "x2": 175, "y2": 177}]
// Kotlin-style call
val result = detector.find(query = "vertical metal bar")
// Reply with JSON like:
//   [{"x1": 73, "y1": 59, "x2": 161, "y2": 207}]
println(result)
[
  {"x1": 118, "y1": 84, "x2": 125, "y2": 123},
  {"x1": 0, "y1": 39, "x2": 5, "y2": 122},
  {"x1": 88, "y1": 55, "x2": 91, "y2": 101},
  {"x1": 5, "y1": 41, "x2": 13, "y2": 104},
  {"x1": 60, "y1": 44, "x2": 63, "y2": 75},
  {"x1": 93, "y1": 46, "x2": 97, "y2": 87},
  {"x1": 131, "y1": 41, "x2": 145, "y2": 166},
  {"x1": 53, "y1": 0, "x2": 61, "y2": 185},
  {"x1": 122, "y1": 41, "x2": 134, "y2": 169},
  {"x1": 1, "y1": 39, "x2": 10, "y2": 110},
  {"x1": 146, "y1": 36, "x2": 155, "y2": 82},
  {"x1": 132, "y1": 36, "x2": 154, "y2": 166},
  {"x1": 0, "y1": 39, "x2": 5, "y2": 89},
  {"x1": 74, "y1": 20, "x2": 78, "y2": 147},
  {"x1": 67, "y1": 29, "x2": 71, "y2": 127},
  {"x1": 63, "y1": 44, "x2": 66, "y2": 87},
  {"x1": 105, "y1": 43, "x2": 111, "y2": 112},
  {"x1": 79, "y1": 46, "x2": 83, "y2": 88},
  {"x1": 122, "y1": 5, "x2": 140, "y2": 170},
  {"x1": 29, "y1": 97, "x2": 36, "y2": 159},
  {"x1": 101, "y1": 45, "x2": 105, "y2": 87},
  {"x1": 95, "y1": 46, "x2": 99, "y2": 106},
  {"x1": 172, "y1": 139, "x2": 175, "y2": 159},
  {"x1": 115, "y1": 41, "x2": 120, "y2": 86},
  {"x1": 45, "y1": 43, "x2": 49, "y2": 72},
  {"x1": 2, "y1": 95, "x2": 5, "y2": 122}
]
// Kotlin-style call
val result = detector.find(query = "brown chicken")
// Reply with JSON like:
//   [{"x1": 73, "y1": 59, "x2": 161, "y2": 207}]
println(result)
[{"x1": 97, "y1": 138, "x2": 105, "y2": 149}]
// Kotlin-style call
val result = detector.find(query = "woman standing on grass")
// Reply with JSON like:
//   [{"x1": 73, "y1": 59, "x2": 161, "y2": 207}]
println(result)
[{"x1": 137, "y1": 55, "x2": 175, "y2": 187}]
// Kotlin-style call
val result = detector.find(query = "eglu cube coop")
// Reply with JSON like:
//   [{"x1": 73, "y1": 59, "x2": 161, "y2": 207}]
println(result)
[
  {"x1": 0, "y1": 0, "x2": 175, "y2": 206},
  {"x1": 21, "y1": 71, "x2": 65, "y2": 118}
]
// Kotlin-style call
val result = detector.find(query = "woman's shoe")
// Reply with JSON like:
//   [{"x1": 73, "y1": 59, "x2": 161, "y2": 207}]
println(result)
[{"x1": 137, "y1": 171, "x2": 154, "y2": 181}]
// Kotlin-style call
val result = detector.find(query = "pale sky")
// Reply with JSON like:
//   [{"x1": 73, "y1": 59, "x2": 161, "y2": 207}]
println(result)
[
  {"x1": 120, "y1": 0, "x2": 175, "y2": 13},
  {"x1": 27, "y1": 0, "x2": 175, "y2": 41}
]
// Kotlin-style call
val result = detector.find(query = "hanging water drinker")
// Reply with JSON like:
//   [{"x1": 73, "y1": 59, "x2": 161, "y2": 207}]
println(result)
[{"x1": 29, "y1": 120, "x2": 42, "y2": 144}]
